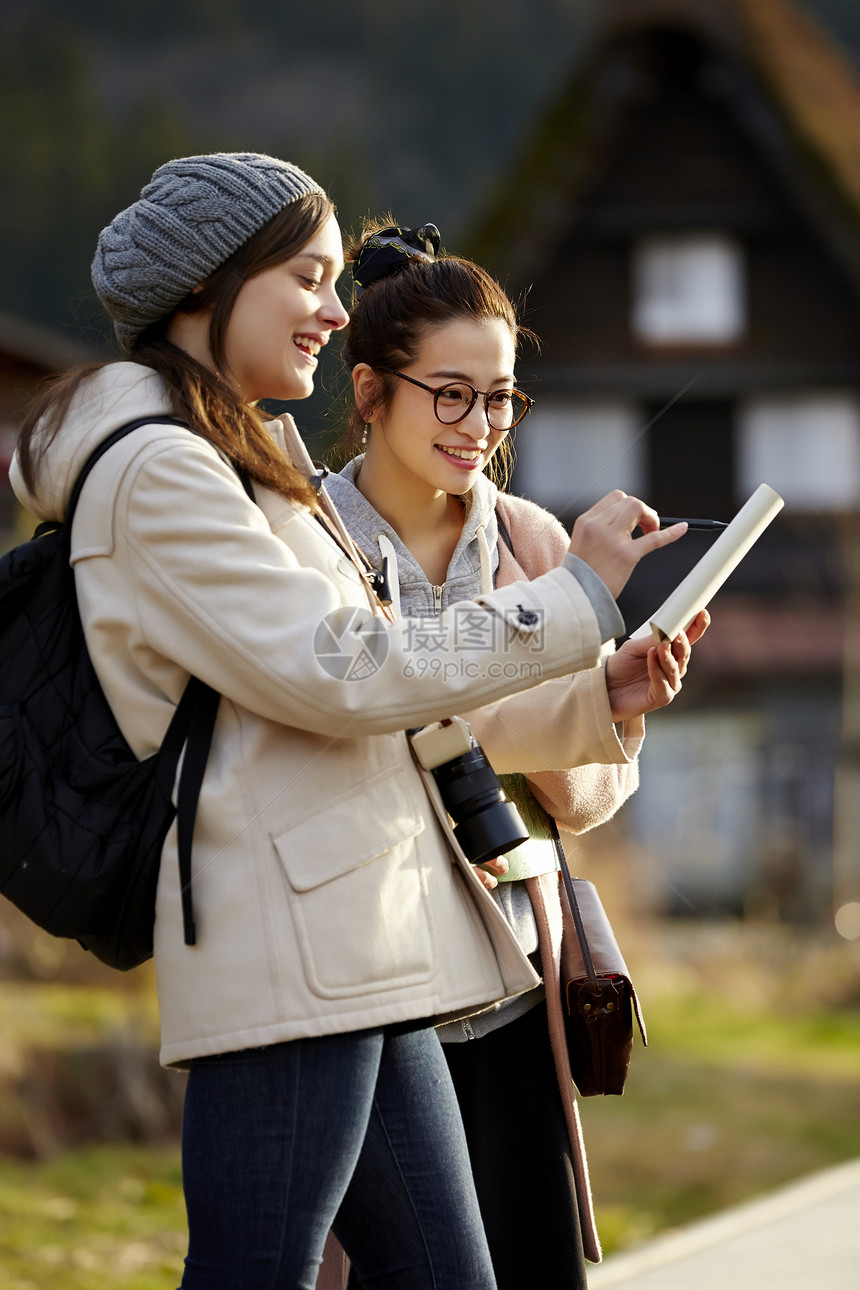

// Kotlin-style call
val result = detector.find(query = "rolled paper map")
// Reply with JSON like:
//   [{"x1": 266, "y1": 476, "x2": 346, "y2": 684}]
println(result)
[{"x1": 631, "y1": 482, "x2": 785, "y2": 643}]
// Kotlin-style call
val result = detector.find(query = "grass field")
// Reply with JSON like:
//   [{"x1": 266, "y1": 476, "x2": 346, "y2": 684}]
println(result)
[
  {"x1": 0, "y1": 1146, "x2": 185, "y2": 1290},
  {"x1": 581, "y1": 919, "x2": 860, "y2": 1253},
  {"x1": 0, "y1": 920, "x2": 858, "y2": 1285},
  {"x1": 582, "y1": 1018, "x2": 860, "y2": 1252}
]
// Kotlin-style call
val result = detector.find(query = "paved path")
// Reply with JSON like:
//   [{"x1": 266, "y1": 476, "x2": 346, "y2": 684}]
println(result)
[{"x1": 588, "y1": 1157, "x2": 860, "y2": 1288}]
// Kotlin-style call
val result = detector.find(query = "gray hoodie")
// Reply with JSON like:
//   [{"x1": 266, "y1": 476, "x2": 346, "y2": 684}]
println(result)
[{"x1": 326, "y1": 456, "x2": 501, "y2": 617}]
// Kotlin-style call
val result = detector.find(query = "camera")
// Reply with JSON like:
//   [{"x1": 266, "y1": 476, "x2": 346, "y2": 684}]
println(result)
[{"x1": 409, "y1": 717, "x2": 529, "y2": 865}]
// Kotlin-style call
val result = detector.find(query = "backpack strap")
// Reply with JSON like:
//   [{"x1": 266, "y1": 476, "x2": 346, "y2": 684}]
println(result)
[
  {"x1": 65, "y1": 415, "x2": 189, "y2": 534},
  {"x1": 67, "y1": 413, "x2": 220, "y2": 948},
  {"x1": 173, "y1": 680, "x2": 221, "y2": 945}
]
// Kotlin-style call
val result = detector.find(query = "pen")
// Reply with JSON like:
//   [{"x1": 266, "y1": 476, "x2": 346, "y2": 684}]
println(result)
[{"x1": 659, "y1": 516, "x2": 728, "y2": 531}]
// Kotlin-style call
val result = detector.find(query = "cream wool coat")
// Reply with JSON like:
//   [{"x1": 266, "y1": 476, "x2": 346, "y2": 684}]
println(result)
[{"x1": 11, "y1": 362, "x2": 621, "y2": 1068}]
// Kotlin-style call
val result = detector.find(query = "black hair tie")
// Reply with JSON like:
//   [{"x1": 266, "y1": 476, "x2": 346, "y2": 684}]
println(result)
[{"x1": 352, "y1": 224, "x2": 441, "y2": 296}]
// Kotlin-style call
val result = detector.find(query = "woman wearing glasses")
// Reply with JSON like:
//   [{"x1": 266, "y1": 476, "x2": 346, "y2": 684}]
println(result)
[{"x1": 326, "y1": 223, "x2": 707, "y2": 1289}]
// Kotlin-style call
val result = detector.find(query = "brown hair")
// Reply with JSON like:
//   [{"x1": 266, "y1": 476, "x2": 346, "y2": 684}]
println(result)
[
  {"x1": 18, "y1": 192, "x2": 334, "y2": 508},
  {"x1": 341, "y1": 216, "x2": 537, "y2": 488}
]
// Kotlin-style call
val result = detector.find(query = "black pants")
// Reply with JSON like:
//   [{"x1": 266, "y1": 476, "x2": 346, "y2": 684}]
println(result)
[{"x1": 442, "y1": 1000, "x2": 588, "y2": 1290}]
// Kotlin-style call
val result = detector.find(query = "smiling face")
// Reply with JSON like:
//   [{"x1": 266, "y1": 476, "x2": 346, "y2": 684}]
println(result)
[
  {"x1": 222, "y1": 211, "x2": 349, "y2": 403},
  {"x1": 356, "y1": 315, "x2": 517, "y2": 500}
]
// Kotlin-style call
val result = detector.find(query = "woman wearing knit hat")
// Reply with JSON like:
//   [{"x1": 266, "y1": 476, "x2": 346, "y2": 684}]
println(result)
[
  {"x1": 325, "y1": 219, "x2": 708, "y2": 1290},
  {"x1": 13, "y1": 155, "x2": 686, "y2": 1290}
]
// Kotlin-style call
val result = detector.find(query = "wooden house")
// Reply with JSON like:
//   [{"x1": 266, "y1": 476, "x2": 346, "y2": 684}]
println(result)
[
  {"x1": 471, "y1": 0, "x2": 860, "y2": 924},
  {"x1": 0, "y1": 312, "x2": 96, "y2": 544}
]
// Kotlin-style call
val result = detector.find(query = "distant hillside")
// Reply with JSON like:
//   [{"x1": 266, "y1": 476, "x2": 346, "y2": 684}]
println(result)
[{"x1": 0, "y1": 0, "x2": 600, "y2": 346}]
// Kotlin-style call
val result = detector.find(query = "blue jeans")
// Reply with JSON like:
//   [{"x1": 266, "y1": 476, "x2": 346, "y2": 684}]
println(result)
[{"x1": 179, "y1": 1023, "x2": 496, "y2": 1290}]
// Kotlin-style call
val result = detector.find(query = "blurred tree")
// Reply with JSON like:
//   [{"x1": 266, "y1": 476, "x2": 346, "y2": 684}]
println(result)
[
  {"x1": 0, "y1": 14, "x2": 208, "y2": 343},
  {"x1": 0, "y1": 0, "x2": 599, "y2": 342}
]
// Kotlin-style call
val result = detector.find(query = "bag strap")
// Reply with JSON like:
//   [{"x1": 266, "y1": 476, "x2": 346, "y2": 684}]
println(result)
[
  {"x1": 67, "y1": 413, "x2": 220, "y2": 948},
  {"x1": 549, "y1": 819, "x2": 600, "y2": 987},
  {"x1": 498, "y1": 500, "x2": 597, "y2": 982},
  {"x1": 496, "y1": 498, "x2": 641, "y2": 1025},
  {"x1": 496, "y1": 508, "x2": 515, "y2": 559}
]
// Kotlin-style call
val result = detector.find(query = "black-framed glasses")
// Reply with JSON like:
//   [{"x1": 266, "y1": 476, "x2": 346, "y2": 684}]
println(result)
[{"x1": 380, "y1": 368, "x2": 534, "y2": 431}]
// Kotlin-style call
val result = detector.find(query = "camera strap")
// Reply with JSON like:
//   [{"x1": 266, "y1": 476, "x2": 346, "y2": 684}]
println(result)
[{"x1": 277, "y1": 413, "x2": 394, "y2": 621}]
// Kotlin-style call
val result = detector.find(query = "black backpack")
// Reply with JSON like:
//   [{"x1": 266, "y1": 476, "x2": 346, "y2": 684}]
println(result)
[{"x1": 0, "y1": 416, "x2": 220, "y2": 970}]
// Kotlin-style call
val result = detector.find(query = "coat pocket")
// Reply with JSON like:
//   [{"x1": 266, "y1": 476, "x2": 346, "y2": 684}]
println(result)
[{"x1": 271, "y1": 769, "x2": 432, "y2": 999}]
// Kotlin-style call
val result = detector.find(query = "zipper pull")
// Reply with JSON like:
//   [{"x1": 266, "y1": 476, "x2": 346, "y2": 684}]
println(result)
[{"x1": 432, "y1": 583, "x2": 444, "y2": 614}]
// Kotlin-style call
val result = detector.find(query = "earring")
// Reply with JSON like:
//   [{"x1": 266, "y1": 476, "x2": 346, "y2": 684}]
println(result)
[{"x1": 361, "y1": 422, "x2": 370, "y2": 448}]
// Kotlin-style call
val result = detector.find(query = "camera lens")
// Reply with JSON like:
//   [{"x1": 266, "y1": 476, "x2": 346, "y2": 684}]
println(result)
[{"x1": 431, "y1": 747, "x2": 529, "y2": 865}]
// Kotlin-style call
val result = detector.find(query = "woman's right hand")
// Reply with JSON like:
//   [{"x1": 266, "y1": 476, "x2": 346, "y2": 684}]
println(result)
[{"x1": 568, "y1": 490, "x2": 687, "y2": 598}]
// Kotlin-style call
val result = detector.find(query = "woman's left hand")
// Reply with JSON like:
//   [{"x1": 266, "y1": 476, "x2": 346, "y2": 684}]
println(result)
[
  {"x1": 604, "y1": 609, "x2": 710, "y2": 722},
  {"x1": 474, "y1": 855, "x2": 509, "y2": 890}
]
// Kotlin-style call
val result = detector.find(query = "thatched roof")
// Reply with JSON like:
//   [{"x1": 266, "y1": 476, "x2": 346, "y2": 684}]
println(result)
[
  {"x1": 734, "y1": 0, "x2": 860, "y2": 220},
  {"x1": 470, "y1": 0, "x2": 860, "y2": 289}
]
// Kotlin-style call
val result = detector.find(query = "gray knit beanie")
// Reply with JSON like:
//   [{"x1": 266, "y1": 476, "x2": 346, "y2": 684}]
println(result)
[{"x1": 91, "y1": 152, "x2": 325, "y2": 352}]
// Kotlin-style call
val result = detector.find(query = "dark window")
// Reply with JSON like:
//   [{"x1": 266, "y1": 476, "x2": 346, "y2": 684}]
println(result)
[{"x1": 646, "y1": 399, "x2": 734, "y2": 519}]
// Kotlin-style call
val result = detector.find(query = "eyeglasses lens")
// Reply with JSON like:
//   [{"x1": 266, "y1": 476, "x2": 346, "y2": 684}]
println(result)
[
  {"x1": 434, "y1": 384, "x2": 475, "y2": 424},
  {"x1": 434, "y1": 384, "x2": 528, "y2": 430},
  {"x1": 498, "y1": 392, "x2": 529, "y2": 429}
]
